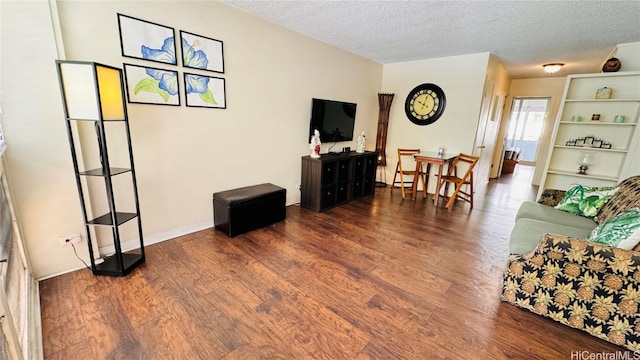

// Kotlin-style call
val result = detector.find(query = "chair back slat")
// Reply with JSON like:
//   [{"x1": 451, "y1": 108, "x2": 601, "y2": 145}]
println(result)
[
  {"x1": 454, "y1": 153, "x2": 479, "y2": 181},
  {"x1": 437, "y1": 152, "x2": 479, "y2": 208},
  {"x1": 392, "y1": 148, "x2": 426, "y2": 199},
  {"x1": 397, "y1": 148, "x2": 420, "y2": 173}
]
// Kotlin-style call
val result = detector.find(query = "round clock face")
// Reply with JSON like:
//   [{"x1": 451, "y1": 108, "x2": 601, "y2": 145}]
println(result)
[{"x1": 404, "y1": 83, "x2": 446, "y2": 126}]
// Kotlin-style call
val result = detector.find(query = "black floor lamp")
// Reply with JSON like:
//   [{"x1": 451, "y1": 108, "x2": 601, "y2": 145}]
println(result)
[{"x1": 56, "y1": 60, "x2": 145, "y2": 276}]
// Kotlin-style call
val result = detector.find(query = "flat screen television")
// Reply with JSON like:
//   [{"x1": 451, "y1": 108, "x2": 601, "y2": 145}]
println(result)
[{"x1": 309, "y1": 98, "x2": 356, "y2": 143}]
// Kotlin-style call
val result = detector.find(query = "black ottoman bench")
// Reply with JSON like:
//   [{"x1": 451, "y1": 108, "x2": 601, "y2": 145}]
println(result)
[{"x1": 212, "y1": 183, "x2": 286, "y2": 237}]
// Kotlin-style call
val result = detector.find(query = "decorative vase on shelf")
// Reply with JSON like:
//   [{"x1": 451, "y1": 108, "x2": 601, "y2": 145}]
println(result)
[
  {"x1": 602, "y1": 57, "x2": 621, "y2": 73},
  {"x1": 577, "y1": 152, "x2": 594, "y2": 175},
  {"x1": 356, "y1": 132, "x2": 366, "y2": 153},
  {"x1": 310, "y1": 129, "x2": 321, "y2": 158}
]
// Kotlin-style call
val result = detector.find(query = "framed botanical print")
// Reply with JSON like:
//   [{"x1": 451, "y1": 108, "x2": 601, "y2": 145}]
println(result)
[
  {"x1": 595, "y1": 87, "x2": 613, "y2": 99},
  {"x1": 123, "y1": 63, "x2": 180, "y2": 106},
  {"x1": 180, "y1": 30, "x2": 224, "y2": 73},
  {"x1": 118, "y1": 14, "x2": 177, "y2": 65},
  {"x1": 183, "y1": 73, "x2": 226, "y2": 108}
]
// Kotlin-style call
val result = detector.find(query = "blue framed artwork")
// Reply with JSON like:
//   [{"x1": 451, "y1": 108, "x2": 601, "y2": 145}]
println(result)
[
  {"x1": 123, "y1": 63, "x2": 180, "y2": 106},
  {"x1": 118, "y1": 14, "x2": 177, "y2": 66},
  {"x1": 183, "y1": 73, "x2": 226, "y2": 109},
  {"x1": 180, "y1": 30, "x2": 224, "y2": 73}
]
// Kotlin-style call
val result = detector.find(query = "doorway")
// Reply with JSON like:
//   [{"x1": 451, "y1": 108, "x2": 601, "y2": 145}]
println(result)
[
  {"x1": 472, "y1": 79, "x2": 498, "y2": 190},
  {"x1": 505, "y1": 97, "x2": 550, "y2": 166}
]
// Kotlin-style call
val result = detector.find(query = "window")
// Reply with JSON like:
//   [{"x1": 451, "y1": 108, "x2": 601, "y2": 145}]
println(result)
[{"x1": 506, "y1": 98, "x2": 550, "y2": 164}]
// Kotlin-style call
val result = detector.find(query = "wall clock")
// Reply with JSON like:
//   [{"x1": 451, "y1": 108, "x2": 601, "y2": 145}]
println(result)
[{"x1": 404, "y1": 83, "x2": 446, "y2": 126}]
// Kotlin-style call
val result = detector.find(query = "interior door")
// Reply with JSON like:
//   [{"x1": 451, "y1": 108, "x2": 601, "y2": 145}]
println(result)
[{"x1": 472, "y1": 79, "x2": 496, "y2": 189}]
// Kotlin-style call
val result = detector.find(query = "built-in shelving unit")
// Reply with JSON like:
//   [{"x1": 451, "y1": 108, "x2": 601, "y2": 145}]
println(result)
[{"x1": 538, "y1": 71, "x2": 640, "y2": 197}]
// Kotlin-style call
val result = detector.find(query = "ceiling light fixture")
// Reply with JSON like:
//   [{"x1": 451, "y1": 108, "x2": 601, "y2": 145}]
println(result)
[{"x1": 543, "y1": 63, "x2": 564, "y2": 74}]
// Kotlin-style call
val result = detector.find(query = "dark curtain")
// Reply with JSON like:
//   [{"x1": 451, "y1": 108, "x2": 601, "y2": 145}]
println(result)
[{"x1": 375, "y1": 93, "x2": 394, "y2": 166}]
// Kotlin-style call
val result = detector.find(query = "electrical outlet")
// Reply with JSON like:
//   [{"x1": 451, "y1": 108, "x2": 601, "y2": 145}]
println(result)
[
  {"x1": 296, "y1": 184, "x2": 301, "y2": 190},
  {"x1": 59, "y1": 233, "x2": 82, "y2": 247}
]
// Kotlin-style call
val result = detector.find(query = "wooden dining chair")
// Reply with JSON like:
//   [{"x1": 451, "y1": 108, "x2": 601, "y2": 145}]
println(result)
[
  {"x1": 436, "y1": 153, "x2": 479, "y2": 208},
  {"x1": 391, "y1": 148, "x2": 428, "y2": 199}
]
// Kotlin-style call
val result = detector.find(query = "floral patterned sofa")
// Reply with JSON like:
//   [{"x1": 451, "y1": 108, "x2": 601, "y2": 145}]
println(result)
[{"x1": 501, "y1": 176, "x2": 640, "y2": 350}]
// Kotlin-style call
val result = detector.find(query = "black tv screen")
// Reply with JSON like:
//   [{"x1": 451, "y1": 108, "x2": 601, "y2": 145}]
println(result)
[{"x1": 309, "y1": 98, "x2": 356, "y2": 143}]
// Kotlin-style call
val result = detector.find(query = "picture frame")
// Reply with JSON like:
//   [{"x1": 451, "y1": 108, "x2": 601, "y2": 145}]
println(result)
[
  {"x1": 123, "y1": 63, "x2": 180, "y2": 106},
  {"x1": 118, "y1": 14, "x2": 177, "y2": 65},
  {"x1": 595, "y1": 87, "x2": 613, "y2": 99},
  {"x1": 183, "y1": 73, "x2": 226, "y2": 108},
  {"x1": 584, "y1": 135, "x2": 594, "y2": 145},
  {"x1": 180, "y1": 30, "x2": 224, "y2": 73}
]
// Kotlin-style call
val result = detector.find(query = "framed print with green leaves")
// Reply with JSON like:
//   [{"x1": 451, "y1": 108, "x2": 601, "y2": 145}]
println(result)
[
  {"x1": 183, "y1": 73, "x2": 226, "y2": 109},
  {"x1": 123, "y1": 63, "x2": 180, "y2": 106}
]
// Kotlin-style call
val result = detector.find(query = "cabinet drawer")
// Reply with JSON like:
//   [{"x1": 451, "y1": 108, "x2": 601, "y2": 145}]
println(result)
[
  {"x1": 337, "y1": 181, "x2": 349, "y2": 203},
  {"x1": 364, "y1": 176, "x2": 374, "y2": 194},
  {"x1": 365, "y1": 155, "x2": 377, "y2": 175},
  {"x1": 352, "y1": 177, "x2": 364, "y2": 197},
  {"x1": 354, "y1": 157, "x2": 365, "y2": 177},
  {"x1": 338, "y1": 160, "x2": 351, "y2": 181},
  {"x1": 322, "y1": 161, "x2": 338, "y2": 186},
  {"x1": 321, "y1": 185, "x2": 337, "y2": 208}
]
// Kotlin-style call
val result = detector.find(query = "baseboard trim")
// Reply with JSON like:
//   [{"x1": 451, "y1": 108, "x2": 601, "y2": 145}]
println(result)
[
  {"x1": 37, "y1": 220, "x2": 213, "y2": 281},
  {"x1": 98, "y1": 220, "x2": 212, "y2": 255},
  {"x1": 29, "y1": 277, "x2": 44, "y2": 360}
]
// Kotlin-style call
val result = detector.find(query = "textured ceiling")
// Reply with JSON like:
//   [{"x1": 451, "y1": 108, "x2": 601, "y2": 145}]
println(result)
[{"x1": 220, "y1": 1, "x2": 640, "y2": 79}]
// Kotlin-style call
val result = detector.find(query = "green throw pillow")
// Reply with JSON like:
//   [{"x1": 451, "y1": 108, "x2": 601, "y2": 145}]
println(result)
[
  {"x1": 555, "y1": 184, "x2": 618, "y2": 219},
  {"x1": 588, "y1": 208, "x2": 640, "y2": 250}
]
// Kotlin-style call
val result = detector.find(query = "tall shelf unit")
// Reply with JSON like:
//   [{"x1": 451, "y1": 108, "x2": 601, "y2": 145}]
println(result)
[
  {"x1": 301, "y1": 151, "x2": 377, "y2": 212},
  {"x1": 538, "y1": 71, "x2": 640, "y2": 198},
  {"x1": 56, "y1": 61, "x2": 144, "y2": 277}
]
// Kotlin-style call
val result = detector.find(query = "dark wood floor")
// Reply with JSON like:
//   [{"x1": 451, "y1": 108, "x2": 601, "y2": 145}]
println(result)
[{"x1": 40, "y1": 166, "x2": 626, "y2": 359}]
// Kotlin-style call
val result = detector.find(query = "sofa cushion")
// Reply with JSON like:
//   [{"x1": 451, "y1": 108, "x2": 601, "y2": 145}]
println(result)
[
  {"x1": 509, "y1": 218, "x2": 594, "y2": 255},
  {"x1": 516, "y1": 201, "x2": 598, "y2": 230},
  {"x1": 502, "y1": 233, "x2": 640, "y2": 351},
  {"x1": 554, "y1": 184, "x2": 617, "y2": 219},
  {"x1": 588, "y1": 208, "x2": 640, "y2": 250},
  {"x1": 597, "y1": 176, "x2": 640, "y2": 224}
]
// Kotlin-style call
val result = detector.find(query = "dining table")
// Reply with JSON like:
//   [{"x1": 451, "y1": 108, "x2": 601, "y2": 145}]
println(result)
[{"x1": 411, "y1": 151, "x2": 457, "y2": 205}]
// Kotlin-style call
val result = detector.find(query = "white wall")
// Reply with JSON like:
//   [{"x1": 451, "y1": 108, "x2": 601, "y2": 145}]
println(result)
[
  {"x1": 615, "y1": 42, "x2": 640, "y2": 72},
  {"x1": 1, "y1": 0, "x2": 382, "y2": 278},
  {"x1": 0, "y1": 1, "x2": 87, "y2": 278},
  {"x1": 380, "y1": 53, "x2": 490, "y2": 193}
]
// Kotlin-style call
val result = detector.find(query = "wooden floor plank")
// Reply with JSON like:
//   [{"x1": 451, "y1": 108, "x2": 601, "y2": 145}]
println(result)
[
  {"x1": 133, "y1": 314, "x2": 201, "y2": 359},
  {"x1": 79, "y1": 294, "x2": 143, "y2": 359},
  {"x1": 39, "y1": 275, "x2": 89, "y2": 358},
  {"x1": 40, "y1": 166, "x2": 628, "y2": 359},
  {"x1": 43, "y1": 339, "x2": 94, "y2": 360}
]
